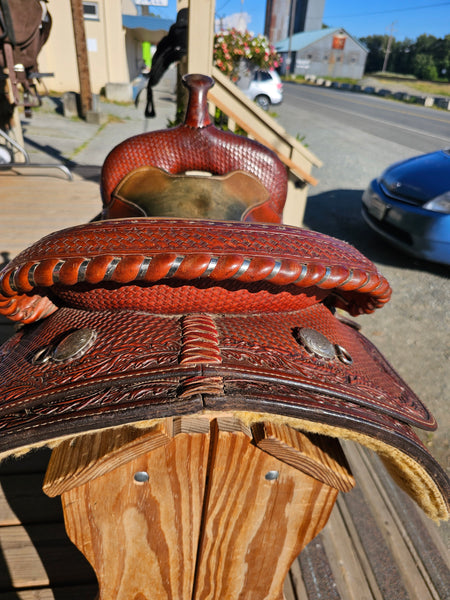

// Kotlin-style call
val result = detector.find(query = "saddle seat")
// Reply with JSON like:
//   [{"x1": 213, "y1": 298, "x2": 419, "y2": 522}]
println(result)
[{"x1": 0, "y1": 75, "x2": 448, "y2": 524}]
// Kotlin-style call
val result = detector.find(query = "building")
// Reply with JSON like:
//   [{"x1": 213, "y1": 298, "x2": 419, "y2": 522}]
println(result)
[
  {"x1": 37, "y1": 1, "x2": 173, "y2": 99},
  {"x1": 264, "y1": 0, "x2": 325, "y2": 44},
  {"x1": 276, "y1": 28, "x2": 368, "y2": 79}
]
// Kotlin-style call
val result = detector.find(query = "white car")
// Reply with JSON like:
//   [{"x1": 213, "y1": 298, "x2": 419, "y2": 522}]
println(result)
[{"x1": 244, "y1": 69, "x2": 283, "y2": 110}]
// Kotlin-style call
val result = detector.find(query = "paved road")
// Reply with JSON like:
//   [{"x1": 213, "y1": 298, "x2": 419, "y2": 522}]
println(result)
[
  {"x1": 281, "y1": 82, "x2": 450, "y2": 154},
  {"x1": 276, "y1": 82, "x2": 449, "y2": 479}
]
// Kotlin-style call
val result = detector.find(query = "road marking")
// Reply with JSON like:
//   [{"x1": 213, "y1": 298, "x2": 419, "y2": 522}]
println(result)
[
  {"x1": 290, "y1": 92, "x2": 450, "y2": 144},
  {"x1": 296, "y1": 86, "x2": 450, "y2": 125}
]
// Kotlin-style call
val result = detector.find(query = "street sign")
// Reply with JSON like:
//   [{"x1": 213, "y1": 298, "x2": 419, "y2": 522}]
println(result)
[
  {"x1": 135, "y1": 0, "x2": 169, "y2": 6},
  {"x1": 296, "y1": 59, "x2": 310, "y2": 70}
]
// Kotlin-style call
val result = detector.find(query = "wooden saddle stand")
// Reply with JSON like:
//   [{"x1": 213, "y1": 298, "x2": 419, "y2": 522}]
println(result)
[{"x1": 0, "y1": 75, "x2": 448, "y2": 599}]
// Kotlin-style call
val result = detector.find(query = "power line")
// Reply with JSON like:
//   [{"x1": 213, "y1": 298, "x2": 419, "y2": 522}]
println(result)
[
  {"x1": 216, "y1": 0, "x2": 234, "y2": 13},
  {"x1": 325, "y1": 2, "x2": 450, "y2": 20}
]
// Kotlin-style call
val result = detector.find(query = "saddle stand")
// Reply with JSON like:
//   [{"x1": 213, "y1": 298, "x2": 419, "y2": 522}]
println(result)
[
  {"x1": 0, "y1": 75, "x2": 448, "y2": 599},
  {"x1": 0, "y1": 126, "x2": 72, "y2": 179}
]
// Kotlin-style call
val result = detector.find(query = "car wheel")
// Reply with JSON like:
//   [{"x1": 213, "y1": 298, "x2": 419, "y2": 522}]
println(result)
[{"x1": 255, "y1": 95, "x2": 270, "y2": 110}]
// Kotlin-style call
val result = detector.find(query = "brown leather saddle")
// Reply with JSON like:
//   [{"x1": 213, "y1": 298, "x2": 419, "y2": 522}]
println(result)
[{"x1": 0, "y1": 74, "x2": 448, "y2": 522}]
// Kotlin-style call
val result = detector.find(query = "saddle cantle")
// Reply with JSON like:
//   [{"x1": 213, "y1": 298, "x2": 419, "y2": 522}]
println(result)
[{"x1": 0, "y1": 74, "x2": 448, "y2": 522}]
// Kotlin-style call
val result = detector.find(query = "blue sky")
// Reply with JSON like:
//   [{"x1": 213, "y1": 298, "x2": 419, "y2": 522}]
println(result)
[
  {"x1": 321, "y1": 0, "x2": 450, "y2": 41},
  {"x1": 153, "y1": 0, "x2": 450, "y2": 42}
]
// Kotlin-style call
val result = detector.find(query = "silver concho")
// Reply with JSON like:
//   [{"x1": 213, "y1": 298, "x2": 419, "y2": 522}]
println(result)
[
  {"x1": 296, "y1": 327, "x2": 336, "y2": 360},
  {"x1": 52, "y1": 328, "x2": 97, "y2": 363}
]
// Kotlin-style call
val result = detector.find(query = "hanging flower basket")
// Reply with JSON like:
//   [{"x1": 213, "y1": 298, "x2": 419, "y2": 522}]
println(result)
[{"x1": 214, "y1": 29, "x2": 281, "y2": 81}]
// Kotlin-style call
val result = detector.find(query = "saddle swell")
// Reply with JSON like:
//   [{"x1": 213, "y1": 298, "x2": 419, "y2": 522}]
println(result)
[{"x1": 0, "y1": 74, "x2": 448, "y2": 522}]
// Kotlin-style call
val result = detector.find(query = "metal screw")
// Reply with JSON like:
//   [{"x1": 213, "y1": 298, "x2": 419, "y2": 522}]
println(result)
[
  {"x1": 265, "y1": 470, "x2": 279, "y2": 481},
  {"x1": 134, "y1": 471, "x2": 149, "y2": 483}
]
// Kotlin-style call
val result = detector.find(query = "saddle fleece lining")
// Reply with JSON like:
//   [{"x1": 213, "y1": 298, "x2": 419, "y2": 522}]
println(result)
[{"x1": 1, "y1": 411, "x2": 447, "y2": 523}]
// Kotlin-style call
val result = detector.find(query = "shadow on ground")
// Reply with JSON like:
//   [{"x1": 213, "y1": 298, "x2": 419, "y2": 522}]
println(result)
[
  {"x1": 303, "y1": 189, "x2": 448, "y2": 276},
  {"x1": 0, "y1": 450, "x2": 98, "y2": 599}
]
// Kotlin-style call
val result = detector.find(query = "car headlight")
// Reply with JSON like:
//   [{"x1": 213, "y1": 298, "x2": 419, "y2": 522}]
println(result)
[{"x1": 423, "y1": 191, "x2": 450, "y2": 214}]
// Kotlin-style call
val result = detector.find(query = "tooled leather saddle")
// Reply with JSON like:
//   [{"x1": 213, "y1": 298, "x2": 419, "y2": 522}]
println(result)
[{"x1": 0, "y1": 74, "x2": 448, "y2": 522}]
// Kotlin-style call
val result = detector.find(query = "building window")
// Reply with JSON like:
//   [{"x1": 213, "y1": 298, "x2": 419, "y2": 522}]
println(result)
[
  {"x1": 346, "y1": 53, "x2": 359, "y2": 64},
  {"x1": 83, "y1": 2, "x2": 99, "y2": 20}
]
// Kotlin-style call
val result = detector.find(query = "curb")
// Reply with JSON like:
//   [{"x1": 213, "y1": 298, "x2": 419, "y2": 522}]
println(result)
[{"x1": 301, "y1": 74, "x2": 450, "y2": 110}]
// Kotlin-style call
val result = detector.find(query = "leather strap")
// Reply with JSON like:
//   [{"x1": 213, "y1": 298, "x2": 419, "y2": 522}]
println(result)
[{"x1": 3, "y1": 42, "x2": 20, "y2": 105}]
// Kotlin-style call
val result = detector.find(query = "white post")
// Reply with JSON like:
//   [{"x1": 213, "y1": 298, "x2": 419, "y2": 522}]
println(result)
[{"x1": 186, "y1": 0, "x2": 215, "y2": 75}]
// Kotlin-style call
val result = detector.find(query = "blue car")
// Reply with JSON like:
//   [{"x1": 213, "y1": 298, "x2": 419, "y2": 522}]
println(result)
[{"x1": 362, "y1": 149, "x2": 450, "y2": 265}]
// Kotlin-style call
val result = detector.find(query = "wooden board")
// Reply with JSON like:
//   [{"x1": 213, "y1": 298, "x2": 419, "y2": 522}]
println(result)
[
  {"x1": 1, "y1": 429, "x2": 448, "y2": 599},
  {"x1": 44, "y1": 422, "x2": 173, "y2": 497},
  {"x1": 252, "y1": 421, "x2": 355, "y2": 492},
  {"x1": 193, "y1": 419, "x2": 337, "y2": 600},
  {"x1": 0, "y1": 522, "x2": 95, "y2": 589},
  {"x1": 63, "y1": 431, "x2": 210, "y2": 600},
  {"x1": 0, "y1": 586, "x2": 98, "y2": 600}
]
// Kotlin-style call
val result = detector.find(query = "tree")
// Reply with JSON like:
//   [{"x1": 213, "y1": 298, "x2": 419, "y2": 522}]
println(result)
[
  {"x1": 414, "y1": 34, "x2": 438, "y2": 55},
  {"x1": 360, "y1": 32, "x2": 449, "y2": 80},
  {"x1": 390, "y1": 38, "x2": 414, "y2": 75},
  {"x1": 432, "y1": 34, "x2": 450, "y2": 80},
  {"x1": 413, "y1": 53, "x2": 438, "y2": 80},
  {"x1": 359, "y1": 35, "x2": 386, "y2": 73}
]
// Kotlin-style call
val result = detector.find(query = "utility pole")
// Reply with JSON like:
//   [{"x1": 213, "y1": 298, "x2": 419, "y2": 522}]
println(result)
[
  {"x1": 382, "y1": 22, "x2": 396, "y2": 73},
  {"x1": 70, "y1": 0, "x2": 92, "y2": 118}
]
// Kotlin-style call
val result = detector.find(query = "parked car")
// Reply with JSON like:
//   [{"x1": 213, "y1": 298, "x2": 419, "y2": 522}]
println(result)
[
  {"x1": 244, "y1": 69, "x2": 283, "y2": 110},
  {"x1": 362, "y1": 149, "x2": 450, "y2": 265}
]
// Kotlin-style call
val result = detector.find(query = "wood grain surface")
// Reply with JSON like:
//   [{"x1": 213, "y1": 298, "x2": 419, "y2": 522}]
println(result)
[
  {"x1": 43, "y1": 422, "x2": 173, "y2": 497},
  {"x1": 193, "y1": 419, "x2": 338, "y2": 599},
  {"x1": 62, "y1": 431, "x2": 210, "y2": 600},
  {"x1": 51, "y1": 418, "x2": 341, "y2": 599},
  {"x1": 252, "y1": 421, "x2": 355, "y2": 492}
]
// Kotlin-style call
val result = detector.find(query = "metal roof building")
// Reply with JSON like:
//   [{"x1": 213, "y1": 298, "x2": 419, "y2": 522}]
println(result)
[{"x1": 276, "y1": 28, "x2": 368, "y2": 79}]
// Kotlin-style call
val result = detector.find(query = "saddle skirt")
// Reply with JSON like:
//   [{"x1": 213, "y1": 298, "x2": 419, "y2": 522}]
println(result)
[{"x1": 0, "y1": 75, "x2": 448, "y2": 522}]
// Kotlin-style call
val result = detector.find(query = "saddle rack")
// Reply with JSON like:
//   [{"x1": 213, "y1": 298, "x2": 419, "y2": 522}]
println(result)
[
  {"x1": 0, "y1": 126, "x2": 72, "y2": 179},
  {"x1": 0, "y1": 74, "x2": 448, "y2": 599}
]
